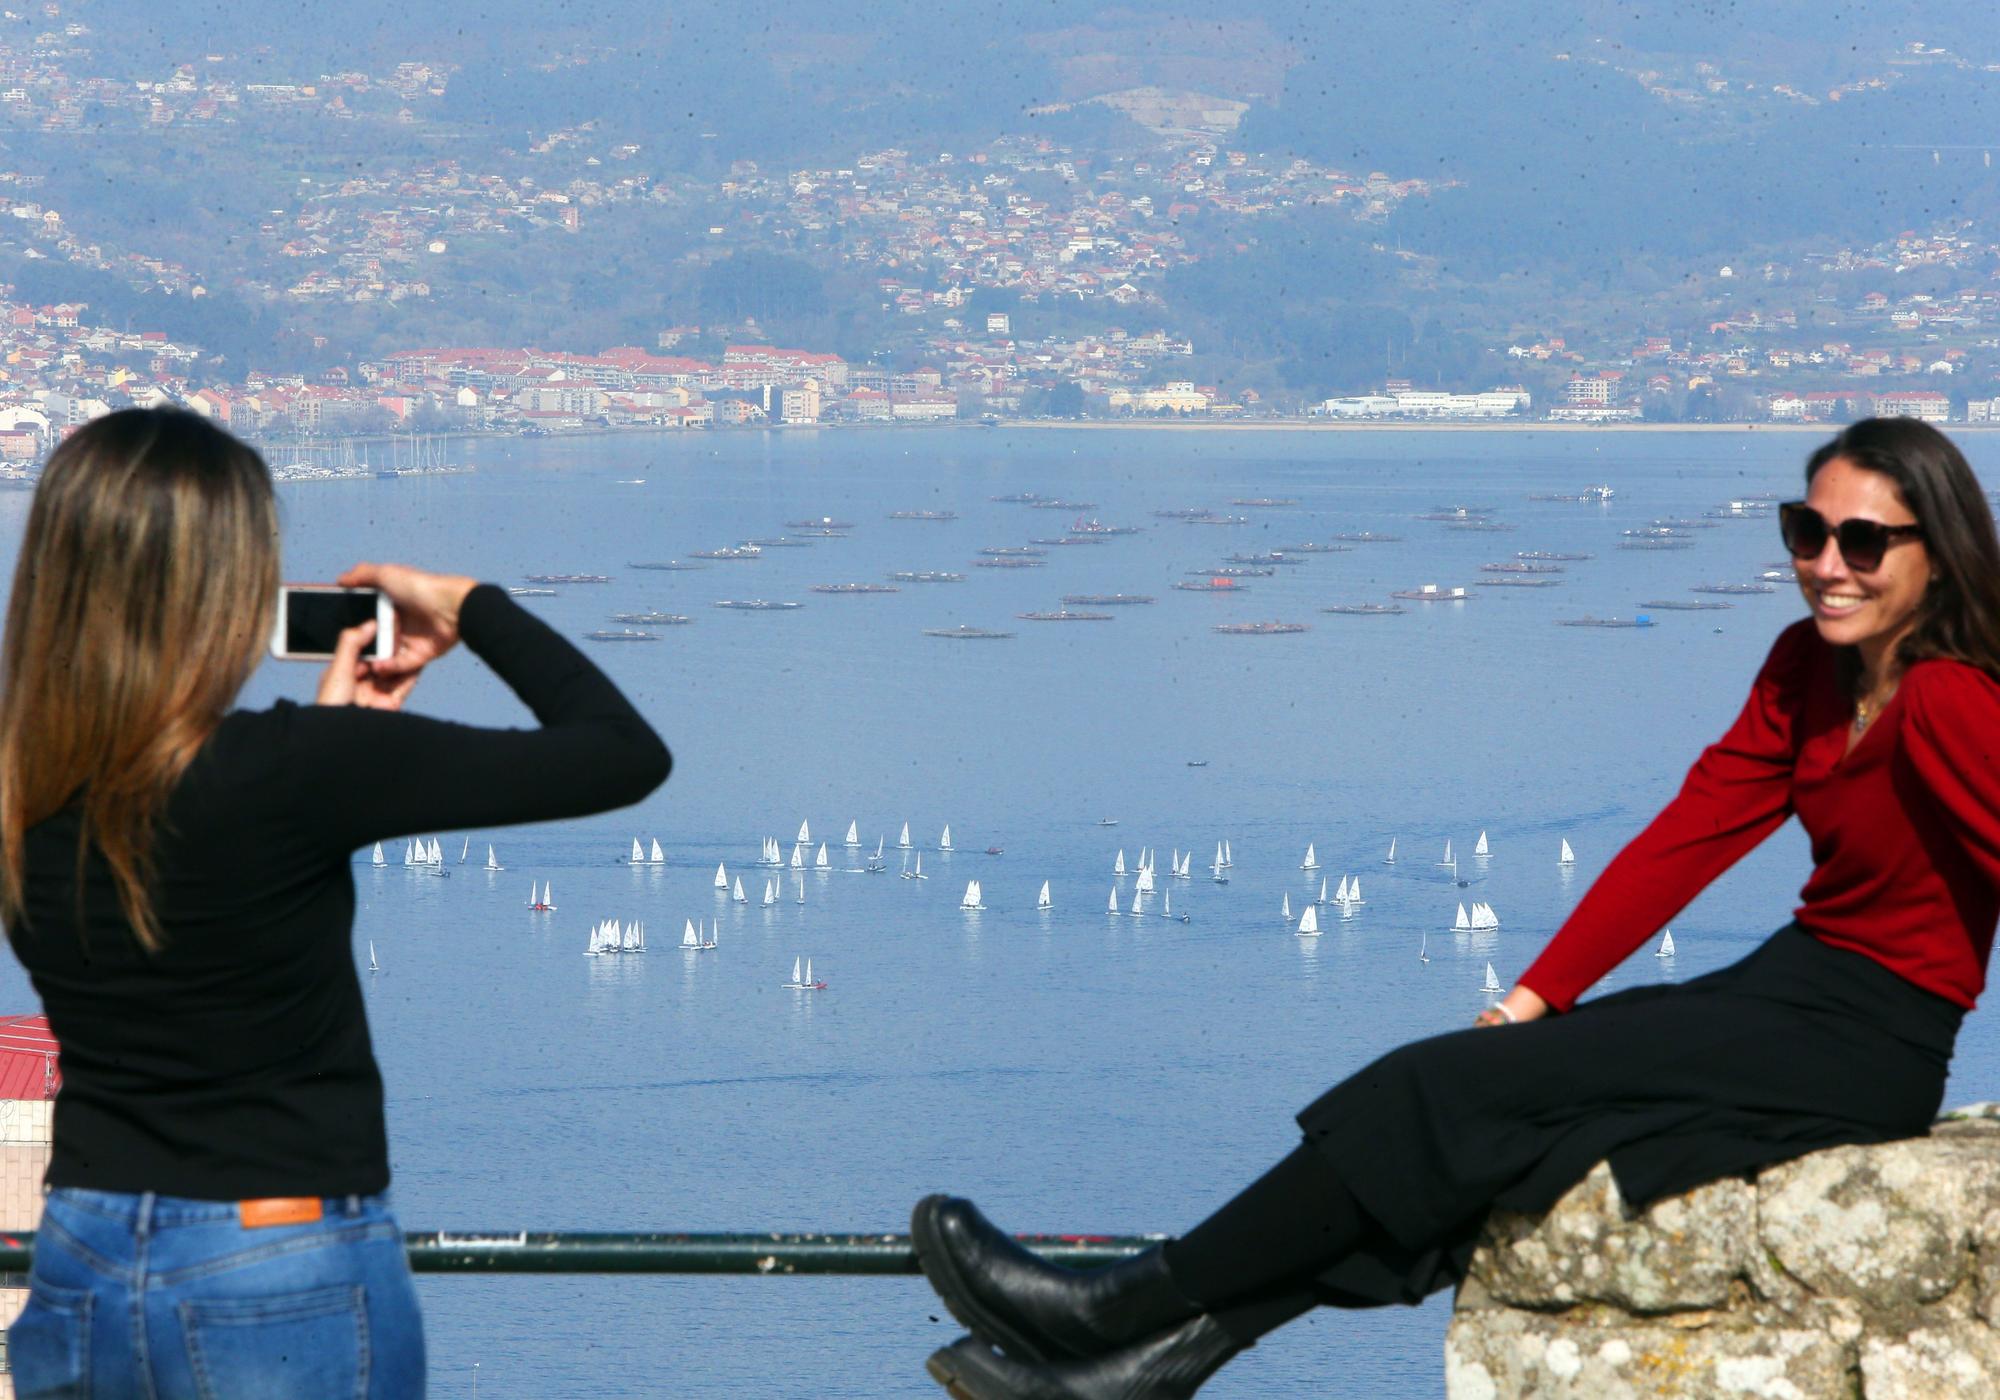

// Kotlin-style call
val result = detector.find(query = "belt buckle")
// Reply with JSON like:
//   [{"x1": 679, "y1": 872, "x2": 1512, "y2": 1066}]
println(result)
[{"x1": 237, "y1": 1197, "x2": 324, "y2": 1229}]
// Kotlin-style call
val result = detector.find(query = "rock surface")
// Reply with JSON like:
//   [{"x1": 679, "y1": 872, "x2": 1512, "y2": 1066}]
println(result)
[{"x1": 1448, "y1": 1121, "x2": 2000, "y2": 1397}]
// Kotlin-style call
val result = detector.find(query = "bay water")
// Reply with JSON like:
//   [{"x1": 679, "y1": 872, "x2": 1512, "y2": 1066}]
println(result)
[{"x1": 2, "y1": 425, "x2": 1996, "y2": 1397}]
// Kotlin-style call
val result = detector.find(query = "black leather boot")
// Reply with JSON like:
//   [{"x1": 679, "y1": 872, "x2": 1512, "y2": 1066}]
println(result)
[
  {"x1": 924, "y1": 1317, "x2": 1242, "y2": 1400},
  {"x1": 912, "y1": 1195, "x2": 1202, "y2": 1364}
]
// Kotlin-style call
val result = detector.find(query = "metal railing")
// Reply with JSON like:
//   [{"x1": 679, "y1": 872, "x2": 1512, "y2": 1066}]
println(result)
[{"x1": 0, "y1": 1230, "x2": 1158, "y2": 1275}]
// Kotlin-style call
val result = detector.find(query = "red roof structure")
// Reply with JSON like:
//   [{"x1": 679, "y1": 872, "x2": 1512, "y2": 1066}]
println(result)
[{"x1": 0, "y1": 1015, "x2": 60, "y2": 1100}]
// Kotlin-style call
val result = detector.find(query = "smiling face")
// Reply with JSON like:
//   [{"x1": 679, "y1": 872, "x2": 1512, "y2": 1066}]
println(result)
[{"x1": 1795, "y1": 456, "x2": 1933, "y2": 673}]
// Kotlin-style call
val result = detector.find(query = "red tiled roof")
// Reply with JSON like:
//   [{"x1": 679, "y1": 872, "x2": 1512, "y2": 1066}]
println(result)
[{"x1": 0, "y1": 1014, "x2": 59, "y2": 1100}]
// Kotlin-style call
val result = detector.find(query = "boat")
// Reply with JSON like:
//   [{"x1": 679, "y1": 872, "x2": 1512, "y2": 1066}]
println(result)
[
  {"x1": 1691, "y1": 583, "x2": 1777, "y2": 596},
  {"x1": 1474, "y1": 831, "x2": 1490, "y2": 858},
  {"x1": 1333, "y1": 532, "x2": 1403, "y2": 544},
  {"x1": 404, "y1": 840, "x2": 416, "y2": 867},
  {"x1": 1134, "y1": 864, "x2": 1155, "y2": 895},
  {"x1": 1480, "y1": 561, "x2": 1564, "y2": 574},
  {"x1": 1186, "y1": 760, "x2": 1208, "y2": 768},
  {"x1": 1385, "y1": 837, "x2": 1397, "y2": 864},
  {"x1": 1276, "y1": 542, "x2": 1353, "y2": 554},
  {"x1": 815, "y1": 843, "x2": 830, "y2": 871},
  {"x1": 610, "y1": 612, "x2": 694, "y2": 626},
  {"x1": 1163, "y1": 888, "x2": 1187, "y2": 922},
  {"x1": 897, "y1": 822, "x2": 911, "y2": 849},
  {"x1": 486, "y1": 846, "x2": 503, "y2": 872},
  {"x1": 1437, "y1": 840, "x2": 1455, "y2": 869},
  {"x1": 629, "y1": 837, "x2": 644, "y2": 864},
  {"x1": 1470, "y1": 902, "x2": 1500, "y2": 931},
  {"x1": 1555, "y1": 616, "x2": 1656, "y2": 629},
  {"x1": 368, "y1": 941, "x2": 380, "y2": 973},
  {"x1": 733, "y1": 876, "x2": 747, "y2": 904},
  {"x1": 1114, "y1": 850, "x2": 1127, "y2": 877},
  {"x1": 713, "y1": 599, "x2": 803, "y2": 611},
  {"x1": 1314, "y1": 877, "x2": 1329, "y2": 907},
  {"x1": 811, "y1": 584, "x2": 899, "y2": 595},
  {"x1": 460, "y1": 836, "x2": 470, "y2": 864},
  {"x1": 1482, "y1": 964, "x2": 1504, "y2": 996},
  {"x1": 912, "y1": 853, "x2": 928, "y2": 880},
  {"x1": 844, "y1": 821, "x2": 860, "y2": 847},
  {"x1": 713, "y1": 862, "x2": 728, "y2": 890},
  {"x1": 1518, "y1": 551, "x2": 1593, "y2": 562},
  {"x1": 1107, "y1": 886, "x2": 1121, "y2": 915},
  {"x1": 1037, "y1": 881, "x2": 1052, "y2": 911},
  {"x1": 782, "y1": 957, "x2": 826, "y2": 990},
  {"x1": 1020, "y1": 610, "x2": 1114, "y2": 622},
  {"x1": 583, "y1": 628, "x2": 662, "y2": 643},
  {"x1": 1174, "y1": 851, "x2": 1192, "y2": 879},
  {"x1": 1172, "y1": 579, "x2": 1246, "y2": 593},
  {"x1": 1391, "y1": 584, "x2": 1472, "y2": 601},
  {"x1": 1475, "y1": 578, "x2": 1561, "y2": 589},
  {"x1": 1099, "y1": 818, "x2": 1119, "y2": 827},
  {"x1": 889, "y1": 509, "x2": 958, "y2": 521},
  {"x1": 759, "y1": 837, "x2": 782, "y2": 866},
  {"x1": 428, "y1": 837, "x2": 443, "y2": 865},
  {"x1": 871, "y1": 835, "x2": 886, "y2": 869},
  {"x1": 1223, "y1": 841, "x2": 1233, "y2": 868},
  {"x1": 797, "y1": 821, "x2": 811, "y2": 844},
  {"x1": 1559, "y1": 838, "x2": 1575, "y2": 866},
  {"x1": 621, "y1": 921, "x2": 647, "y2": 954},
  {"x1": 764, "y1": 880, "x2": 777, "y2": 907},
  {"x1": 1301, "y1": 843, "x2": 1318, "y2": 871},
  {"x1": 974, "y1": 558, "x2": 1044, "y2": 570},
  {"x1": 507, "y1": 587, "x2": 559, "y2": 597},
  {"x1": 1281, "y1": 892, "x2": 1292, "y2": 921},
  {"x1": 785, "y1": 517, "x2": 854, "y2": 530},
  {"x1": 1453, "y1": 904, "x2": 1472, "y2": 933},
  {"x1": 372, "y1": 842, "x2": 384, "y2": 867},
  {"x1": 691, "y1": 546, "x2": 764, "y2": 561},
  {"x1": 700, "y1": 921, "x2": 717, "y2": 950},
  {"x1": 1341, "y1": 876, "x2": 1364, "y2": 907},
  {"x1": 939, "y1": 825, "x2": 953, "y2": 852},
  {"x1": 889, "y1": 571, "x2": 967, "y2": 584},
  {"x1": 628, "y1": 561, "x2": 706, "y2": 571},
  {"x1": 683, "y1": 919, "x2": 700, "y2": 949},
  {"x1": 1062, "y1": 594, "x2": 1155, "y2": 606},
  {"x1": 790, "y1": 846, "x2": 805, "y2": 871},
  {"x1": 1297, "y1": 904, "x2": 1321, "y2": 937},
  {"x1": 527, "y1": 881, "x2": 556, "y2": 912},
  {"x1": 1418, "y1": 932, "x2": 1429, "y2": 964},
  {"x1": 961, "y1": 880, "x2": 985, "y2": 911},
  {"x1": 923, "y1": 626, "x2": 1016, "y2": 639},
  {"x1": 984, "y1": 845, "x2": 1004, "y2": 856},
  {"x1": 1640, "y1": 600, "x2": 1733, "y2": 611},
  {"x1": 1657, "y1": 929, "x2": 1677, "y2": 958},
  {"x1": 1322, "y1": 603, "x2": 1407, "y2": 615},
  {"x1": 525, "y1": 573, "x2": 611, "y2": 585}
]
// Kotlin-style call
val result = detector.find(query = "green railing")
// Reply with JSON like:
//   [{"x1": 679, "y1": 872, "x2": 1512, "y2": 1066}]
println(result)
[{"x1": 0, "y1": 1230, "x2": 1159, "y2": 1275}]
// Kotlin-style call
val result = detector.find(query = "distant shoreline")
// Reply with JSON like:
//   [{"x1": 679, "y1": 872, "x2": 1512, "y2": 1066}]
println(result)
[{"x1": 992, "y1": 420, "x2": 2000, "y2": 434}]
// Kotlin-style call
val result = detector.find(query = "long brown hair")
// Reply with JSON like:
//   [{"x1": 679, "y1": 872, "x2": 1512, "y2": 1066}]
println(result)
[
  {"x1": 1805, "y1": 416, "x2": 2000, "y2": 682},
  {"x1": 0, "y1": 409, "x2": 277, "y2": 949}
]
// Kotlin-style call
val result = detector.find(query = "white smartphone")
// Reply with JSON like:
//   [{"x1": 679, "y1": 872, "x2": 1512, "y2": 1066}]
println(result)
[{"x1": 271, "y1": 585, "x2": 395, "y2": 662}]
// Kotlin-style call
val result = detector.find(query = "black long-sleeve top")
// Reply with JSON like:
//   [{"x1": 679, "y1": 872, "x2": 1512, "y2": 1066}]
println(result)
[{"x1": 7, "y1": 584, "x2": 670, "y2": 1199}]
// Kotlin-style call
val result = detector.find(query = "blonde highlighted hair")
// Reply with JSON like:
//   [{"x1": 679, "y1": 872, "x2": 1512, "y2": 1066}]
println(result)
[{"x1": 0, "y1": 409, "x2": 277, "y2": 949}]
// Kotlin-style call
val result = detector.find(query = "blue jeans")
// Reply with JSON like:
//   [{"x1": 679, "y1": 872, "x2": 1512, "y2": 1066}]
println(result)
[{"x1": 8, "y1": 1188, "x2": 424, "y2": 1398}]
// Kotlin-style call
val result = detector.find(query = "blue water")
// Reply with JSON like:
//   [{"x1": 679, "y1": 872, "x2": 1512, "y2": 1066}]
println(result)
[{"x1": 2, "y1": 426, "x2": 1997, "y2": 1397}]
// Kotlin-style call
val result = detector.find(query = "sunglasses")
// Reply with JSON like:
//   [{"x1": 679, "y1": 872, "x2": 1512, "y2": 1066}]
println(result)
[{"x1": 1778, "y1": 502, "x2": 1924, "y2": 573}]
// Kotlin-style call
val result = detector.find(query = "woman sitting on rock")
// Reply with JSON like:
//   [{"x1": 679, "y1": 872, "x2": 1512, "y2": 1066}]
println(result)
[{"x1": 913, "y1": 415, "x2": 2000, "y2": 1400}]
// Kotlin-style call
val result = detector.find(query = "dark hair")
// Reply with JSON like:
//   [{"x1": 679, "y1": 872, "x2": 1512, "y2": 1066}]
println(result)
[{"x1": 1805, "y1": 416, "x2": 2000, "y2": 681}]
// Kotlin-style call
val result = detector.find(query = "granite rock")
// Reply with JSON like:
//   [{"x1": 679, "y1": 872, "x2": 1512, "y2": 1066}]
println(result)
[{"x1": 1445, "y1": 1310, "x2": 1850, "y2": 1399}]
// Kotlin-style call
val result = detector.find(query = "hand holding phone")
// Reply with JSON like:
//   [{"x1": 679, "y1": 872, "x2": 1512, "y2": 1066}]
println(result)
[
  {"x1": 272, "y1": 586, "x2": 395, "y2": 662},
  {"x1": 334, "y1": 563, "x2": 479, "y2": 681}
]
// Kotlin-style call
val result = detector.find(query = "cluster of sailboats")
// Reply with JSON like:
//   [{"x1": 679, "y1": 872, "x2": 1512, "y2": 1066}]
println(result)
[
  {"x1": 585, "y1": 918, "x2": 646, "y2": 955},
  {"x1": 1451, "y1": 902, "x2": 1503, "y2": 933},
  {"x1": 627, "y1": 837, "x2": 666, "y2": 865},
  {"x1": 372, "y1": 837, "x2": 504, "y2": 872}
]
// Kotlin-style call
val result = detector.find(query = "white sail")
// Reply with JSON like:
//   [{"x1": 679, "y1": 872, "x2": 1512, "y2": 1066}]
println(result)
[
  {"x1": 764, "y1": 880, "x2": 777, "y2": 906},
  {"x1": 815, "y1": 843, "x2": 829, "y2": 870},
  {"x1": 651, "y1": 838, "x2": 665, "y2": 863},
  {"x1": 1418, "y1": 931, "x2": 1428, "y2": 963},
  {"x1": 683, "y1": 919, "x2": 699, "y2": 948},
  {"x1": 1302, "y1": 843, "x2": 1318, "y2": 870},
  {"x1": 1438, "y1": 840, "x2": 1454, "y2": 867},
  {"x1": 914, "y1": 853, "x2": 924, "y2": 878},
  {"x1": 1657, "y1": 929, "x2": 1676, "y2": 958},
  {"x1": 703, "y1": 921, "x2": 717, "y2": 949},
  {"x1": 1214, "y1": 840, "x2": 1225, "y2": 869},
  {"x1": 1163, "y1": 888, "x2": 1173, "y2": 918},
  {"x1": 940, "y1": 824, "x2": 953, "y2": 851},
  {"x1": 1114, "y1": 849, "x2": 1127, "y2": 876},
  {"x1": 791, "y1": 845, "x2": 804, "y2": 870},
  {"x1": 1386, "y1": 837, "x2": 1397, "y2": 863},
  {"x1": 1474, "y1": 831, "x2": 1490, "y2": 857},
  {"x1": 845, "y1": 821, "x2": 859, "y2": 847},
  {"x1": 1135, "y1": 867, "x2": 1154, "y2": 894},
  {"x1": 1483, "y1": 963, "x2": 1503, "y2": 994},
  {"x1": 1177, "y1": 850, "x2": 1191, "y2": 878},
  {"x1": 961, "y1": 880, "x2": 982, "y2": 910},
  {"x1": 487, "y1": 846, "x2": 501, "y2": 871},
  {"x1": 1348, "y1": 877, "x2": 1363, "y2": 905},
  {"x1": 544, "y1": 881, "x2": 555, "y2": 910},
  {"x1": 790, "y1": 956, "x2": 803, "y2": 985},
  {"x1": 460, "y1": 836, "x2": 470, "y2": 864},
  {"x1": 1037, "y1": 880, "x2": 1052, "y2": 910},
  {"x1": 1297, "y1": 904, "x2": 1320, "y2": 936},
  {"x1": 1454, "y1": 903, "x2": 1471, "y2": 932},
  {"x1": 1318, "y1": 876, "x2": 1329, "y2": 905},
  {"x1": 1559, "y1": 838, "x2": 1576, "y2": 865},
  {"x1": 898, "y1": 822, "x2": 911, "y2": 848},
  {"x1": 1282, "y1": 892, "x2": 1292, "y2": 920},
  {"x1": 1107, "y1": 886, "x2": 1120, "y2": 914},
  {"x1": 714, "y1": 862, "x2": 728, "y2": 889},
  {"x1": 874, "y1": 835, "x2": 884, "y2": 858},
  {"x1": 372, "y1": 842, "x2": 384, "y2": 867},
  {"x1": 429, "y1": 837, "x2": 443, "y2": 864},
  {"x1": 404, "y1": 841, "x2": 415, "y2": 866},
  {"x1": 804, "y1": 958, "x2": 815, "y2": 985},
  {"x1": 368, "y1": 940, "x2": 379, "y2": 972},
  {"x1": 1223, "y1": 840, "x2": 1232, "y2": 867},
  {"x1": 797, "y1": 821, "x2": 811, "y2": 844},
  {"x1": 733, "y1": 876, "x2": 746, "y2": 903},
  {"x1": 1335, "y1": 875, "x2": 1351, "y2": 903}
]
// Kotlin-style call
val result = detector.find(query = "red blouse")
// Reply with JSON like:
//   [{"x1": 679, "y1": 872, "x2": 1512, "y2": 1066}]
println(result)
[{"x1": 1519, "y1": 619, "x2": 2000, "y2": 1013}]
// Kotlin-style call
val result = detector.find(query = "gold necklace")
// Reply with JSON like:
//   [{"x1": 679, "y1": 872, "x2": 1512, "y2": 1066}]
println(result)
[{"x1": 1854, "y1": 680, "x2": 1899, "y2": 734}]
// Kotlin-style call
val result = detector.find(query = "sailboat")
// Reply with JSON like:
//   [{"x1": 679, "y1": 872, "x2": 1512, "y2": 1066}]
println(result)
[
  {"x1": 1470, "y1": 903, "x2": 1500, "y2": 931},
  {"x1": 1210, "y1": 846, "x2": 1229, "y2": 885},
  {"x1": 1385, "y1": 837, "x2": 1397, "y2": 864},
  {"x1": 1301, "y1": 843, "x2": 1319, "y2": 871},
  {"x1": 486, "y1": 846, "x2": 503, "y2": 872},
  {"x1": 733, "y1": 876, "x2": 747, "y2": 903},
  {"x1": 700, "y1": 921, "x2": 717, "y2": 950},
  {"x1": 1436, "y1": 840, "x2": 1456, "y2": 869},
  {"x1": 1656, "y1": 929, "x2": 1676, "y2": 958},
  {"x1": 1107, "y1": 886, "x2": 1120, "y2": 915},
  {"x1": 783, "y1": 957, "x2": 824, "y2": 990},
  {"x1": 1281, "y1": 892, "x2": 1292, "y2": 921},
  {"x1": 759, "y1": 837, "x2": 782, "y2": 866},
  {"x1": 797, "y1": 820, "x2": 811, "y2": 845},
  {"x1": 939, "y1": 825, "x2": 954, "y2": 852},
  {"x1": 764, "y1": 879, "x2": 777, "y2": 906},
  {"x1": 1114, "y1": 849, "x2": 1127, "y2": 877},
  {"x1": 1163, "y1": 888, "x2": 1187, "y2": 923},
  {"x1": 621, "y1": 920, "x2": 647, "y2": 953},
  {"x1": 1474, "y1": 831, "x2": 1491, "y2": 858},
  {"x1": 844, "y1": 821, "x2": 860, "y2": 848},
  {"x1": 1559, "y1": 838, "x2": 1576, "y2": 866},
  {"x1": 961, "y1": 880, "x2": 984, "y2": 911},
  {"x1": 790, "y1": 845, "x2": 805, "y2": 871},
  {"x1": 372, "y1": 842, "x2": 385, "y2": 867},
  {"x1": 898, "y1": 822, "x2": 912, "y2": 849},
  {"x1": 1037, "y1": 881, "x2": 1052, "y2": 911},
  {"x1": 367, "y1": 940, "x2": 380, "y2": 973},
  {"x1": 428, "y1": 837, "x2": 444, "y2": 865},
  {"x1": 1175, "y1": 850, "x2": 1192, "y2": 879},
  {"x1": 713, "y1": 862, "x2": 729, "y2": 890},
  {"x1": 1297, "y1": 904, "x2": 1321, "y2": 937},
  {"x1": 814, "y1": 843, "x2": 830, "y2": 871},
  {"x1": 1418, "y1": 931, "x2": 1429, "y2": 964},
  {"x1": 795, "y1": 876, "x2": 806, "y2": 904},
  {"x1": 1134, "y1": 865, "x2": 1155, "y2": 895},
  {"x1": 460, "y1": 836, "x2": 470, "y2": 864},
  {"x1": 1345, "y1": 876, "x2": 1365, "y2": 907},
  {"x1": 913, "y1": 854, "x2": 927, "y2": 880},
  {"x1": 682, "y1": 919, "x2": 699, "y2": 949},
  {"x1": 1315, "y1": 876, "x2": 1329, "y2": 906},
  {"x1": 1334, "y1": 875, "x2": 1351, "y2": 905},
  {"x1": 1222, "y1": 840, "x2": 1233, "y2": 868},
  {"x1": 1453, "y1": 904, "x2": 1472, "y2": 933},
  {"x1": 649, "y1": 838, "x2": 665, "y2": 864},
  {"x1": 404, "y1": 840, "x2": 416, "y2": 867},
  {"x1": 1482, "y1": 963, "x2": 1503, "y2": 995},
  {"x1": 527, "y1": 881, "x2": 555, "y2": 911}
]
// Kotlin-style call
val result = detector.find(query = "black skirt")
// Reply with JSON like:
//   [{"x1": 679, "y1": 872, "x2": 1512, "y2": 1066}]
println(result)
[{"x1": 1295, "y1": 924, "x2": 1965, "y2": 1307}]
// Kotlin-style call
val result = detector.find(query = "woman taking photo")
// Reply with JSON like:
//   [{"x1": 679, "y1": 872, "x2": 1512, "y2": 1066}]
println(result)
[
  {"x1": 0, "y1": 408, "x2": 669, "y2": 1397},
  {"x1": 914, "y1": 415, "x2": 2000, "y2": 1400}
]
